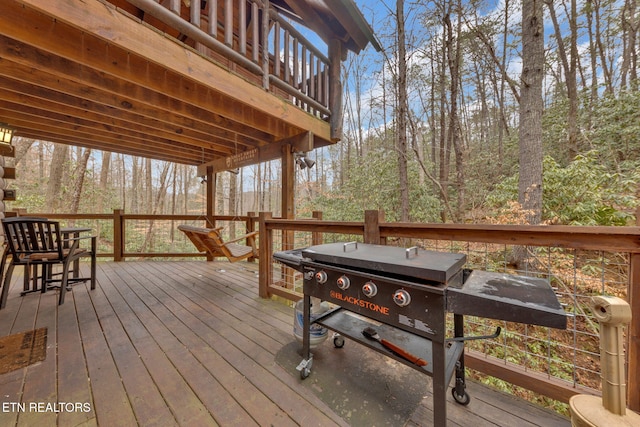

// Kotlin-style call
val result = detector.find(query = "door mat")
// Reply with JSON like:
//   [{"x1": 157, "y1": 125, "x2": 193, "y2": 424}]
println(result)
[
  {"x1": 0, "y1": 328, "x2": 48, "y2": 375},
  {"x1": 276, "y1": 339, "x2": 428, "y2": 426}
]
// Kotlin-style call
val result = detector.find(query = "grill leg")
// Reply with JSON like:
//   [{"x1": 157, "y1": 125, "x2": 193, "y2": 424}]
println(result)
[
  {"x1": 433, "y1": 339, "x2": 447, "y2": 426},
  {"x1": 296, "y1": 294, "x2": 313, "y2": 379},
  {"x1": 452, "y1": 314, "x2": 470, "y2": 405}
]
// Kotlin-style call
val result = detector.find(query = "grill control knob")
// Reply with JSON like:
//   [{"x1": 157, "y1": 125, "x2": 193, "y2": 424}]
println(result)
[
  {"x1": 336, "y1": 275, "x2": 350, "y2": 290},
  {"x1": 362, "y1": 281, "x2": 377, "y2": 298},
  {"x1": 315, "y1": 271, "x2": 328, "y2": 284},
  {"x1": 393, "y1": 289, "x2": 411, "y2": 307}
]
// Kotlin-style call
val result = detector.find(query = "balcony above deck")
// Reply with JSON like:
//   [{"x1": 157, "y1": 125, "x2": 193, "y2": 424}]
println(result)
[{"x1": 0, "y1": 0, "x2": 379, "y2": 169}]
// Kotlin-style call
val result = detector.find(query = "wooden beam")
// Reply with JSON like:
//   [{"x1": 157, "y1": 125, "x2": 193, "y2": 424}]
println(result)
[{"x1": 196, "y1": 132, "x2": 316, "y2": 175}]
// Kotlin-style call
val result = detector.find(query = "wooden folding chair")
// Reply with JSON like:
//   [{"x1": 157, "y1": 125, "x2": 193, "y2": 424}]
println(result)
[
  {"x1": 1, "y1": 217, "x2": 96, "y2": 307},
  {"x1": 178, "y1": 225, "x2": 258, "y2": 262}
]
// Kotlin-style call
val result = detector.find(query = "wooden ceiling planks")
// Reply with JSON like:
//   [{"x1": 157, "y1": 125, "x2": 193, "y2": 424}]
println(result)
[{"x1": 0, "y1": 0, "x2": 333, "y2": 166}]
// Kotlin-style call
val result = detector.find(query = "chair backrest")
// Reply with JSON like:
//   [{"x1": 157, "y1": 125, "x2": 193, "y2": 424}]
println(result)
[
  {"x1": 177, "y1": 225, "x2": 225, "y2": 257},
  {"x1": 2, "y1": 217, "x2": 63, "y2": 260}
]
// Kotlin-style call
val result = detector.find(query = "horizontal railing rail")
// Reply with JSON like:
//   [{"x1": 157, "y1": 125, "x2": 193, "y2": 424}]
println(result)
[{"x1": 16, "y1": 209, "x2": 260, "y2": 261}]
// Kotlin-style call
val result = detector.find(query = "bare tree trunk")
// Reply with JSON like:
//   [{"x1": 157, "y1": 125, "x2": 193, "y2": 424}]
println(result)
[
  {"x1": 396, "y1": 0, "x2": 410, "y2": 223},
  {"x1": 45, "y1": 144, "x2": 68, "y2": 213},
  {"x1": 438, "y1": 19, "x2": 449, "y2": 222},
  {"x1": 69, "y1": 148, "x2": 91, "y2": 214},
  {"x1": 119, "y1": 154, "x2": 127, "y2": 212},
  {"x1": 98, "y1": 151, "x2": 111, "y2": 213},
  {"x1": 593, "y1": 0, "x2": 614, "y2": 95},
  {"x1": 12, "y1": 137, "x2": 35, "y2": 166},
  {"x1": 519, "y1": 0, "x2": 544, "y2": 226},
  {"x1": 229, "y1": 171, "x2": 237, "y2": 238},
  {"x1": 545, "y1": 0, "x2": 579, "y2": 160},
  {"x1": 170, "y1": 163, "x2": 177, "y2": 243},
  {"x1": 130, "y1": 157, "x2": 139, "y2": 214},
  {"x1": 139, "y1": 162, "x2": 171, "y2": 253},
  {"x1": 38, "y1": 140, "x2": 44, "y2": 181},
  {"x1": 445, "y1": 2, "x2": 465, "y2": 221},
  {"x1": 216, "y1": 171, "x2": 225, "y2": 216},
  {"x1": 497, "y1": 0, "x2": 511, "y2": 172},
  {"x1": 511, "y1": 0, "x2": 545, "y2": 268},
  {"x1": 621, "y1": 0, "x2": 638, "y2": 88},
  {"x1": 145, "y1": 158, "x2": 152, "y2": 213}
]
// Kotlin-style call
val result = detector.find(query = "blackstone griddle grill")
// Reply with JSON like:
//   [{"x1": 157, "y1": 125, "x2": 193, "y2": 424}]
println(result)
[{"x1": 274, "y1": 242, "x2": 567, "y2": 426}]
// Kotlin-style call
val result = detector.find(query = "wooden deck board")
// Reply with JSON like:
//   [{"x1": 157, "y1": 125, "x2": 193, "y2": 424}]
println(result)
[{"x1": 0, "y1": 261, "x2": 570, "y2": 427}]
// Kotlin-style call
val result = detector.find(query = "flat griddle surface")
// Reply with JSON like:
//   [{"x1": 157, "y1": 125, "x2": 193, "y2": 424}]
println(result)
[{"x1": 302, "y1": 242, "x2": 466, "y2": 283}]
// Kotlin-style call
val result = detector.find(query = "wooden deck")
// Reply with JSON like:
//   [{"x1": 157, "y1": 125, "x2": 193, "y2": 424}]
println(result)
[{"x1": 0, "y1": 261, "x2": 570, "y2": 426}]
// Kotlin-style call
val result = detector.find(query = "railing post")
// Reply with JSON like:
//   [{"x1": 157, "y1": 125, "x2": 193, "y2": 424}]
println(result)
[
  {"x1": 113, "y1": 209, "x2": 124, "y2": 262},
  {"x1": 247, "y1": 212, "x2": 256, "y2": 263},
  {"x1": 364, "y1": 209, "x2": 384, "y2": 245},
  {"x1": 312, "y1": 211, "x2": 323, "y2": 245},
  {"x1": 628, "y1": 253, "x2": 639, "y2": 412},
  {"x1": 258, "y1": 211, "x2": 273, "y2": 298}
]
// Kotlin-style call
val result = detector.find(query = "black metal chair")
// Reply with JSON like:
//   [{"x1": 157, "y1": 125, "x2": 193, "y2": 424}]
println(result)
[{"x1": 0, "y1": 217, "x2": 96, "y2": 308}]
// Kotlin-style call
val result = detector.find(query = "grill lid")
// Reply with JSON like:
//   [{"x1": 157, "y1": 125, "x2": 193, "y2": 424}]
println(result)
[{"x1": 301, "y1": 242, "x2": 466, "y2": 284}]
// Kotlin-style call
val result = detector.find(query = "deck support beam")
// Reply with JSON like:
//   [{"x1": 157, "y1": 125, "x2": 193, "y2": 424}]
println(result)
[{"x1": 329, "y1": 38, "x2": 343, "y2": 141}]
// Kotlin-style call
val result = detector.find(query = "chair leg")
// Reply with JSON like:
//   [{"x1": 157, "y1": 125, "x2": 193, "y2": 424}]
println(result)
[
  {"x1": 90, "y1": 252, "x2": 96, "y2": 290},
  {"x1": 23, "y1": 264, "x2": 30, "y2": 292},
  {"x1": 0, "y1": 264, "x2": 15, "y2": 309},
  {"x1": 58, "y1": 262, "x2": 72, "y2": 305},
  {"x1": 90, "y1": 236, "x2": 97, "y2": 290},
  {"x1": 41, "y1": 265, "x2": 51, "y2": 293}
]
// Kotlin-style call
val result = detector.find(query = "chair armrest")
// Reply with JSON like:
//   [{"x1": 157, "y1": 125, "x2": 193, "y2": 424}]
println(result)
[
  {"x1": 62, "y1": 235, "x2": 96, "y2": 247},
  {"x1": 220, "y1": 231, "x2": 259, "y2": 245},
  {"x1": 178, "y1": 225, "x2": 223, "y2": 235}
]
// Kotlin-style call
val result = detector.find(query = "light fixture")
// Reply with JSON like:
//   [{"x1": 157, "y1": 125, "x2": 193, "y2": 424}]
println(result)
[
  {"x1": 294, "y1": 152, "x2": 315, "y2": 169},
  {"x1": 0, "y1": 123, "x2": 15, "y2": 145},
  {"x1": 200, "y1": 175, "x2": 207, "y2": 184}
]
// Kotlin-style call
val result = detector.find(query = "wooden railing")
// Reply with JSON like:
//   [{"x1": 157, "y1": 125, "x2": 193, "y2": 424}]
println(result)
[
  {"x1": 258, "y1": 210, "x2": 640, "y2": 412},
  {"x1": 125, "y1": 0, "x2": 334, "y2": 121},
  {"x1": 13, "y1": 208, "x2": 640, "y2": 412},
  {"x1": 19, "y1": 209, "x2": 258, "y2": 261}
]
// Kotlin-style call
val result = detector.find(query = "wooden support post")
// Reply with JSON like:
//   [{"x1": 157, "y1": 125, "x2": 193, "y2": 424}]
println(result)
[
  {"x1": 113, "y1": 209, "x2": 123, "y2": 261},
  {"x1": 363, "y1": 210, "x2": 384, "y2": 245},
  {"x1": 281, "y1": 144, "x2": 294, "y2": 220},
  {"x1": 258, "y1": 211, "x2": 273, "y2": 298},
  {"x1": 629, "y1": 253, "x2": 640, "y2": 412},
  {"x1": 205, "y1": 166, "x2": 216, "y2": 261},
  {"x1": 247, "y1": 212, "x2": 256, "y2": 262},
  {"x1": 281, "y1": 143, "x2": 295, "y2": 253},
  {"x1": 328, "y1": 38, "x2": 343, "y2": 141}
]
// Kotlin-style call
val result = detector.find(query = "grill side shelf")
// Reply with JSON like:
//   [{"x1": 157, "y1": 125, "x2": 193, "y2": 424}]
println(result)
[{"x1": 314, "y1": 308, "x2": 464, "y2": 382}]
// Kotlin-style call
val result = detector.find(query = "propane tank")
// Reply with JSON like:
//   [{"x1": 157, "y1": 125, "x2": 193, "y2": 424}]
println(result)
[{"x1": 569, "y1": 295, "x2": 640, "y2": 426}]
